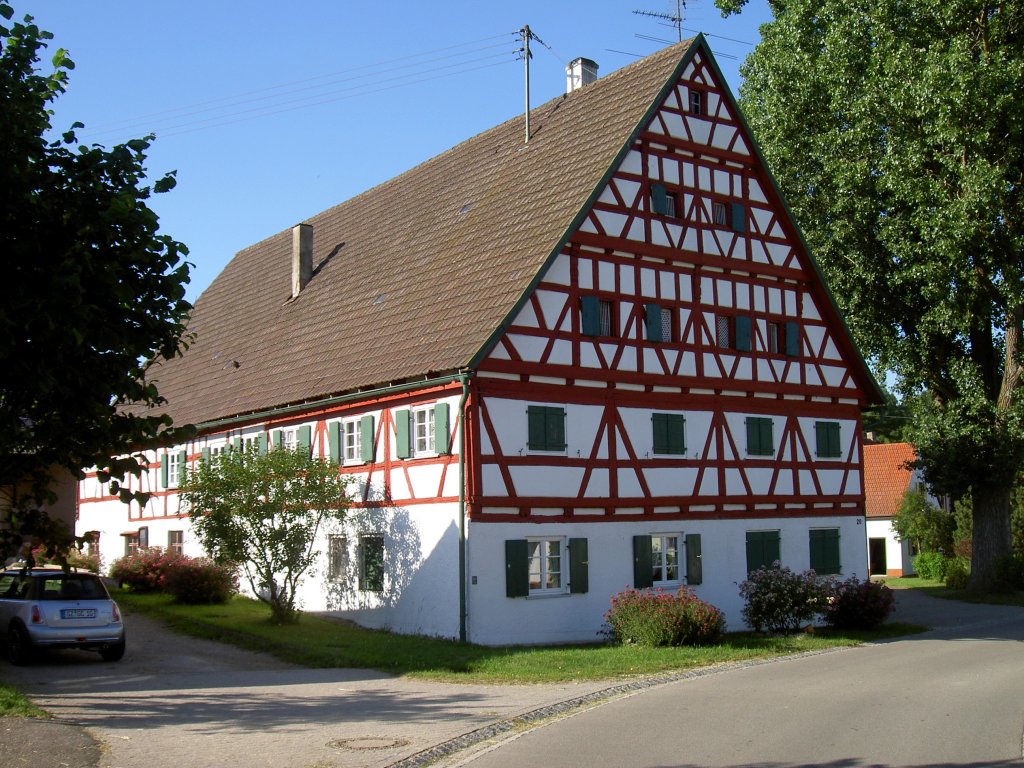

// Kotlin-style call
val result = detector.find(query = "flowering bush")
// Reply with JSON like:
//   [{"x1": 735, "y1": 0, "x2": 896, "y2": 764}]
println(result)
[
  {"x1": 162, "y1": 557, "x2": 238, "y2": 604},
  {"x1": 604, "y1": 586, "x2": 725, "y2": 647},
  {"x1": 822, "y1": 576, "x2": 895, "y2": 630},
  {"x1": 110, "y1": 548, "x2": 186, "y2": 592},
  {"x1": 739, "y1": 563, "x2": 830, "y2": 633}
]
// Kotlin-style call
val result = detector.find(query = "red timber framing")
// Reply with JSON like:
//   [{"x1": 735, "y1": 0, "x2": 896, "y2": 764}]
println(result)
[{"x1": 468, "y1": 50, "x2": 872, "y2": 524}]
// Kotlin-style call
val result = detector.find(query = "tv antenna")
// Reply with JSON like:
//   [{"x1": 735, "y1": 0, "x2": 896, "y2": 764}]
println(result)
[{"x1": 633, "y1": 1, "x2": 687, "y2": 42}]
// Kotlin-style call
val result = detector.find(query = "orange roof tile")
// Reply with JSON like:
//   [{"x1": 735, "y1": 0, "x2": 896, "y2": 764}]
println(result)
[{"x1": 863, "y1": 442, "x2": 916, "y2": 518}]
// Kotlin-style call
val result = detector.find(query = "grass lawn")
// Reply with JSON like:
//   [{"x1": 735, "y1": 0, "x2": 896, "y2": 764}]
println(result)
[
  {"x1": 0, "y1": 684, "x2": 49, "y2": 718},
  {"x1": 113, "y1": 589, "x2": 923, "y2": 684},
  {"x1": 882, "y1": 575, "x2": 1024, "y2": 608}
]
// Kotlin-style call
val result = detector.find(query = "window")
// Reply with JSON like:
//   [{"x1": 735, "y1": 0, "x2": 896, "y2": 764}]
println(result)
[
  {"x1": 644, "y1": 304, "x2": 674, "y2": 343},
  {"x1": 717, "y1": 315, "x2": 751, "y2": 352},
  {"x1": 652, "y1": 413, "x2": 686, "y2": 455},
  {"x1": 281, "y1": 428, "x2": 298, "y2": 452},
  {"x1": 633, "y1": 533, "x2": 703, "y2": 587},
  {"x1": 167, "y1": 452, "x2": 181, "y2": 486},
  {"x1": 809, "y1": 528, "x2": 841, "y2": 574},
  {"x1": 689, "y1": 89, "x2": 704, "y2": 115},
  {"x1": 527, "y1": 405, "x2": 567, "y2": 452},
  {"x1": 712, "y1": 200, "x2": 746, "y2": 232},
  {"x1": 412, "y1": 406, "x2": 436, "y2": 455},
  {"x1": 162, "y1": 450, "x2": 186, "y2": 488},
  {"x1": 767, "y1": 322, "x2": 781, "y2": 355},
  {"x1": 746, "y1": 416, "x2": 774, "y2": 456},
  {"x1": 327, "y1": 534, "x2": 348, "y2": 581},
  {"x1": 713, "y1": 201, "x2": 727, "y2": 226},
  {"x1": 124, "y1": 533, "x2": 140, "y2": 557},
  {"x1": 650, "y1": 183, "x2": 678, "y2": 218},
  {"x1": 168, "y1": 530, "x2": 183, "y2": 556},
  {"x1": 343, "y1": 419, "x2": 361, "y2": 463},
  {"x1": 815, "y1": 421, "x2": 842, "y2": 458},
  {"x1": 746, "y1": 530, "x2": 780, "y2": 574},
  {"x1": 581, "y1": 295, "x2": 615, "y2": 337},
  {"x1": 358, "y1": 535, "x2": 384, "y2": 591},
  {"x1": 505, "y1": 538, "x2": 588, "y2": 597},
  {"x1": 651, "y1": 534, "x2": 680, "y2": 584}
]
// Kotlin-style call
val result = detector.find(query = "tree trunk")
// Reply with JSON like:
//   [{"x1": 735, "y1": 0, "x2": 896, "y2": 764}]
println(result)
[{"x1": 968, "y1": 483, "x2": 1013, "y2": 590}]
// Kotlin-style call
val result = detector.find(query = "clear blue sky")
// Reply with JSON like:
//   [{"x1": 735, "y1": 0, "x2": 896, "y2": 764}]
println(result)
[{"x1": 19, "y1": 1, "x2": 771, "y2": 303}]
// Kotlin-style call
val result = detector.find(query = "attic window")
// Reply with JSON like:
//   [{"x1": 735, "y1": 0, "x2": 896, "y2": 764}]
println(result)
[{"x1": 689, "y1": 90, "x2": 704, "y2": 116}]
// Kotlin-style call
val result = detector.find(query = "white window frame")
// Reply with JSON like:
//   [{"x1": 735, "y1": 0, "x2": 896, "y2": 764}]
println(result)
[
  {"x1": 327, "y1": 534, "x2": 348, "y2": 582},
  {"x1": 527, "y1": 537, "x2": 567, "y2": 596},
  {"x1": 342, "y1": 418, "x2": 361, "y2": 464},
  {"x1": 281, "y1": 427, "x2": 298, "y2": 452},
  {"x1": 167, "y1": 452, "x2": 182, "y2": 487},
  {"x1": 168, "y1": 530, "x2": 184, "y2": 556},
  {"x1": 411, "y1": 406, "x2": 436, "y2": 457},
  {"x1": 598, "y1": 300, "x2": 613, "y2": 336},
  {"x1": 652, "y1": 533, "x2": 681, "y2": 585}
]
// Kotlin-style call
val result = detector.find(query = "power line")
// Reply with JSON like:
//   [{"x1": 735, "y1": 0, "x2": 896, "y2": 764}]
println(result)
[{"x1": 78, "y1": 32, "x2": 520, "y2": 144}]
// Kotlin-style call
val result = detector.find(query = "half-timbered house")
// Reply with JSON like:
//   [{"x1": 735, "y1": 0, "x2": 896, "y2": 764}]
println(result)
[{"x1": 78, "y1": 37, "x2": 882, "y2": 644}]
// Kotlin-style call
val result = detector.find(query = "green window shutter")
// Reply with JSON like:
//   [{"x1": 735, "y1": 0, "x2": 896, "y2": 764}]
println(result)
[
  {"x1": 201, "y1": 447, "x2": 210, "y2": 464},
  {"x1": 528, "y1": 406, "x2": 565, "y2": 451},
  {"x1": 298, "y1": 425, "x2": 312, "y2": 455},
  {"x1": 685, "y1": 533, "x2": 703, "y2": 585},
  {"x1": 160, "y1": 454, "x2": 169, "y2": 489},
  {"x1": 747, "y1": 417, "x2": 774, "y2": 456},
  {"x1": 232, "y1": 437, "x2": 243, "y2": 452},
  {"x1": 272, "y1": 430, "x2": 283, "y2": 449},
  {"x1": 785, "y1": 320, "x2": 800, "y2": 356},
  {"x1": 569, "y1": 538, "x2": 589, "y2": 594},
  {"x1": 505, "y1": 539, "x2": 529, "y2": 598},
  {"x1": 257, "y1": 433, "x2": 268, "y2": 456},
  {"x1": 810, "y1": 528, "x2": 841, "y2": 574},
  {"x1": 651, "y1": 183, "x2": 668, "y2": 215},
  {"x1": 746, "y1": 530, "x2": 781, "y2": 574},
  {"x1": 633, "y1": 535, "x2": 654, "y2": 589},
  {"x1": 581, "y1": 295, "x2": 601, "y2": 336},
  {"x1": 548, "y1": 407, "x2": 566, "y2": 451},
  {"x1": 395, "y1": 409, "x2": 411, "y2": 459},
  {"x1": 815, "y1": 421, "x2": 841, "y2": 458},
  {"x1": 730, "y1": 202, "x2": 746, "y2": 233},
  {"x1": 652, "y1": 413, "x2": 685, "y2": 455},
  {"x1": 645, "y1": 303, "x2": 663, "y2": 342},
  {"x1": 735, "y1": 315, "x2": 751, "y2": 351},
  {"x1": 434, "y1": 403, "x2": 450, "y2": 455},
  {"x1": 177, "y1": 450, "x2": 187, "y2": 482},
  {"x1": 328, "y1": 422, "x2": 341, "y2": 464},
  {"x1": 359, "y1": 415, "x2": 375, "y2": 463}
]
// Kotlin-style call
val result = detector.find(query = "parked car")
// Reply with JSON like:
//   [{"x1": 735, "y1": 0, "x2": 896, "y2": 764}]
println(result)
[{"x1": 0, "y1": 566, "x2": 125, "y2": 664}]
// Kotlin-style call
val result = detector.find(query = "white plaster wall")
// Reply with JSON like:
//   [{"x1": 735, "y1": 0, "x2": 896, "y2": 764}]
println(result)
[
  {"x1": 466, "y1": 515, "x2": 868, "y2": 645},
  {"x1": 866, "y1": 517, "x2": 913, "y2": 575}
]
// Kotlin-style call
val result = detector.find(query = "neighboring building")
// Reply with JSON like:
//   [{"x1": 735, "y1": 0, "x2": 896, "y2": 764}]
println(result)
[
  {"x1": 864, "y1": 442, "x2": 943, "y2": 577},
  {"x1": 78, "y1": 37, "x2": 881, "y2": 644}
]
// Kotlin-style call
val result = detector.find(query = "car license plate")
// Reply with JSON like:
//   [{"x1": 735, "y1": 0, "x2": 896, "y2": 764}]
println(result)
[{"x1": 61, "y1": 608, "x2": 96, "y2": 619}]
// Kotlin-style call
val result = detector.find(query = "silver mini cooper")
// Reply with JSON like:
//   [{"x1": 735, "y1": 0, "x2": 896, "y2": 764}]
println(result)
[{"x1": 0, "y1": 567, "x2": 126, "y2": 664}]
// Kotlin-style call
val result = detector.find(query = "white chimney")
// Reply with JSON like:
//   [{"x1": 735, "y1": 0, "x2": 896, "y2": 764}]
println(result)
[
  {"x1": 291, "y1": 223, "x2": 313, "y2": 299},
  {"x1": 566, "y1": 57, "x2": 599, "y2": 93}
]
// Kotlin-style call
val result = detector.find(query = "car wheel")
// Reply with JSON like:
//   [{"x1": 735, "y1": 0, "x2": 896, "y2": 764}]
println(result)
[
  {"x1": 8, "y1": 625, "x2": 34, "y2": 666},
  {"x1": 99, "y1": 638, "x2": 125, "y2": 662}
]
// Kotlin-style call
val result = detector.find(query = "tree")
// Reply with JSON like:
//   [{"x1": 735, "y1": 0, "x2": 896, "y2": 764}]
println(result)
[
  {"x1": 892, "y1": 487, "x2": 955, "y2": 554},
  {"x1": 179, "y1": 446, "x2": 354, "y2": 623},
  {"x1": 0, "y1": 4, "x2": 193, "y2": 560},
  {"x1": 716, "y1": 0, "x2": 1024, "y2": 589}
]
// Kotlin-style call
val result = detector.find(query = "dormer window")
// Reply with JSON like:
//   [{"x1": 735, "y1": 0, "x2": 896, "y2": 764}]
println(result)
[{"x1": 650, "y1": 183, "x2": 678, "y2": 218}]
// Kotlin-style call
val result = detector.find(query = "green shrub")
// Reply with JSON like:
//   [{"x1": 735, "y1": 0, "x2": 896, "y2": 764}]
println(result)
[
  {"x1": 110, "y1": 548, "x2": 186, "y2": 592},
  {"x1": 604, "y1": 587, "x2": 725, "y2": 647},
  {"x1": 991, "y1": 554, "x2": 1024, "y2": 592},
  {"x1": 912, "y1": 551, "x2": 951, "y2": 581},
  {"x1": 65, "y1": 547, "x2": 101, "y2": 574},
  {"x1": 738, "y1": 563, "x2": 830, "y2": 633},
  {"x1": 943, "y1": 558, "x2": 970, "y2": 590},
  {"x1": 162, "y1": 557, "x2": 238, "y2": 604},
  {"x1": 823, "y1": 576, "x2": 895, "y2": 630}
]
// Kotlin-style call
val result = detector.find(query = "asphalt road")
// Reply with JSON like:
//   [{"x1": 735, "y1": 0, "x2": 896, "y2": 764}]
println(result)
[{"x1": 455, "y1": 593, "x2": 1024, "y2": 768}]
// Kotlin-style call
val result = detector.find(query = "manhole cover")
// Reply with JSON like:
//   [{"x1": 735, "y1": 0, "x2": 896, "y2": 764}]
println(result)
[{"x1": 327, "y1": 737, "x2": 410, "y2": 751}]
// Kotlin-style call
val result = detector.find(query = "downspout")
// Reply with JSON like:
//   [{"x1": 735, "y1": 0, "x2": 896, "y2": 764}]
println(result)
[{"x1": 457, "y1": 370, "x2": 471, "y2": 643}]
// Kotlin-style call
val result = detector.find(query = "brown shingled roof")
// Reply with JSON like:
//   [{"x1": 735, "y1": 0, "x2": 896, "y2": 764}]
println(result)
[
  {"x1": 863, "y1": 442, "x2": 917, "y2": 518},
  {"x1": 148, "y1": 39, "x2": 699, "y2": 427}
]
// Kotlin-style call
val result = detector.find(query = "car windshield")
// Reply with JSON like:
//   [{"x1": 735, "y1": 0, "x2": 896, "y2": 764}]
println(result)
[{"x1": 36, "y1": 575, "x2": 107, "y2": 601}]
